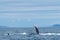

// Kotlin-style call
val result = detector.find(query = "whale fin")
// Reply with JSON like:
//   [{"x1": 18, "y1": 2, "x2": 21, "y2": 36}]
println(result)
[{"x1": 34, "y1": 24, "x2": 39, "y2": 34}]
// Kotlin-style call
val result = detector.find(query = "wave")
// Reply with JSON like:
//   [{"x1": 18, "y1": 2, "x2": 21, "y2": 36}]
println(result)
[
  {"x1": 39, "y1": 33, "x2": 60, "y2": 35},
  {"x1": 4, "y1": 32, "x2": 60, "y2": 36}
]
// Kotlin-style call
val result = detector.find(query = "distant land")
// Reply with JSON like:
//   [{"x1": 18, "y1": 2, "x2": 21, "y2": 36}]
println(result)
[
  {"x1": 52, "y1": 24, "x2": 60, "y2": 27},
  {"x1": 0, "y1": 26, "x2": 8, "y2": 28},
  {"x1": 0, "y1": 24, "x2": 60, "y2": 28}
]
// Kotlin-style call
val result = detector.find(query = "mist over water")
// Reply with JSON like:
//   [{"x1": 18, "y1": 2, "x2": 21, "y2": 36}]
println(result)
[{"x1": 0, "y1": 27, "x2": 60, "y2": 40}]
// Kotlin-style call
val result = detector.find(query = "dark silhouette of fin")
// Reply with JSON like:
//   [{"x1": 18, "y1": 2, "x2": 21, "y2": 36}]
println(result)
[
  {"x1": 7, "y1": 33, "x2": 9, "y2": 35},
  {"x1": 34, "y1": 25, "x2": 39, "y2": 34}
]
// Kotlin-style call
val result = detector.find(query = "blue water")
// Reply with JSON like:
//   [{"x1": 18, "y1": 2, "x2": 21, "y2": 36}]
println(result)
[{"x1": 0, "y1": 28, "x2": 60, "y2": 40}]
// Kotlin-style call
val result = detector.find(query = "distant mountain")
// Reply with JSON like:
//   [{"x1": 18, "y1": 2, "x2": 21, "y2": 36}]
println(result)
[
  {"x1": 0, "y1": 26, "x2": 8, "y2": 28},
  {"x1": 52, "y1": 24, "x2": 60, "y2": 27}
]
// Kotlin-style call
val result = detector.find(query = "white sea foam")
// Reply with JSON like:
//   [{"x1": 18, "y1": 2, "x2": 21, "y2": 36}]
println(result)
[
  {"x1": 4, "y1": 32, "x2": 60, "y2": 36},
  {"x1": 19, "y1": 32, "x2": 60, "y2": 35},
  {"x1": 39, "y1": 33, "x2": 60, "y2": 35}
]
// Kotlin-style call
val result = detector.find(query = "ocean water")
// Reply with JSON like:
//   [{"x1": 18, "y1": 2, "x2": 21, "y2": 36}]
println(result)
[{"x1": 0, "y1": 28, "x2": 60, "y2": 40}]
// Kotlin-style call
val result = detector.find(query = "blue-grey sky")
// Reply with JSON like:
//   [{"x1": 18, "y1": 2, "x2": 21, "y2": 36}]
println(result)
[{"x1": 0, "y1": 0, "x2": 60, "y2": 27}]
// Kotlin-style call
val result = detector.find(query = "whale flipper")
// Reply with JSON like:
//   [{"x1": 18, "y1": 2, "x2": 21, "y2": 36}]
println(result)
[{"x1": 34, "y1": 25, "x2": 39, "y2": 34}]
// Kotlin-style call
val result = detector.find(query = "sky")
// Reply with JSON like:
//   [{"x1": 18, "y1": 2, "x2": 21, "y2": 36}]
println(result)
[{"x1": 0, "y1": 0, "x2": 60, "y2": 27}]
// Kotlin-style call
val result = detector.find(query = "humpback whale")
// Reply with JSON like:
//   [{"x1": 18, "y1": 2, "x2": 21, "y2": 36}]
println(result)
[
  {"x1": 34, "y1": 25, "x2": 39, "y2": 34},
  {"x1": 27, "y1": 25, "x2": 39, "y2": 36}
]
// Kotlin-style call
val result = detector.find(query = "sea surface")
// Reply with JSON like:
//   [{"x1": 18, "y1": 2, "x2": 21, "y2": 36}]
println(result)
[{"x1": 0, "y1": 27, "x2": 60, "y2": 40}]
